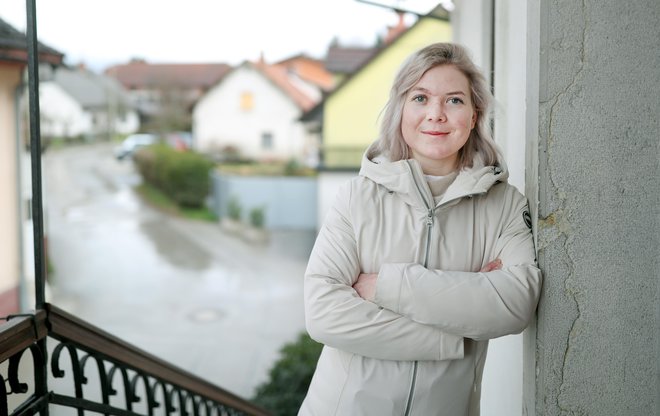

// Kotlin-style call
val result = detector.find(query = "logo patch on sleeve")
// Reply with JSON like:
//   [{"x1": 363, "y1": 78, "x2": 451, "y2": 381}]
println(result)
[{"x1": 523, "y1": 208, "x2": 532, "y2": 229}]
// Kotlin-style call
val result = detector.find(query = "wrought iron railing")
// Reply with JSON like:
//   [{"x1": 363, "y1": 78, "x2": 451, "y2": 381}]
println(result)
[{"x1": 1, "y1": 304, "x2": 270, "y2": 416}]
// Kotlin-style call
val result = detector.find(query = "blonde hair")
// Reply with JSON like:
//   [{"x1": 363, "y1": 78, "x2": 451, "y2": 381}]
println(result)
[{"x1": 371, "y1": 42, "x2": 500, "y2": 169}]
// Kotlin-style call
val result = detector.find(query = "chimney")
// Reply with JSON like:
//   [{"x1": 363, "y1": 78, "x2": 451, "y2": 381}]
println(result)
[{"x1": 384, "y1": 11, "x2": 407, "y2": 44}]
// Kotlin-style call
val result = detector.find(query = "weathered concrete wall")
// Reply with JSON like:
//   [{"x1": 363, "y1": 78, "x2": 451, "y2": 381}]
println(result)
[{"x1": 535, "y1": 0, "x2": 659, "y2": 415}]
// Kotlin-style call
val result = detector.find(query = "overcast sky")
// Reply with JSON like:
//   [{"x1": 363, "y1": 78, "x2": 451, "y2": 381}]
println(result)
[{"x1": 1, "y1": 0, "x2": 446, "y2": 72}]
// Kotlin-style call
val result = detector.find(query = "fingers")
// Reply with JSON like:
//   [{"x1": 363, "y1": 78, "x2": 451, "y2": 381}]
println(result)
[{"x1": 480, "y1": 259, "x2": 502, "y2": 272}]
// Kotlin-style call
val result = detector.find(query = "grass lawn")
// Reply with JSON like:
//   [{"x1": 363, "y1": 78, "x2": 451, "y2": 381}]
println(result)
[{"x1": 135, "y1": 183, "x2": 217, "y2": 222}]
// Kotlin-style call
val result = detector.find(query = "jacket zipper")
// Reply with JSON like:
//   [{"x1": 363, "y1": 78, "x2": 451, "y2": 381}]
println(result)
[
  {"x1": 403, "y1": 361, "x2": 419, "y2": 416},
  {"x1": 403, "y1": 162, "x2": 436, "y2": 416}
]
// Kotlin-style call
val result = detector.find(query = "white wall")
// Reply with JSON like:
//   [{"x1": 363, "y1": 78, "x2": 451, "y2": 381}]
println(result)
[
  {"x1": 114, "y1": 110, "x2": 140, "y2": 136},
  {"x1": 39, "y1": 82, "x2": 91, "y2": 138},
  {"x1": 193, "y1": 66, "x2": 307, "y2": 161},
  {"x1": 453, "y1": 1, "x2": 540, "y2": 415},
  {"x1": 316, "y1": 171, "x2": 358, "y2": 230},
  {"x1": 452, "y1": 0, "x2": 493, "y2": 85}
]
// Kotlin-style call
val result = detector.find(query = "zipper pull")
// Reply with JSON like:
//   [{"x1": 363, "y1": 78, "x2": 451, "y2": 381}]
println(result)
[{"x1": 426, "y1": 209, "x2": 434, "y2": 226}]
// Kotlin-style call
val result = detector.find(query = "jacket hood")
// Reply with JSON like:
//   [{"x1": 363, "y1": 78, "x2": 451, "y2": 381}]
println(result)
[{"x1": 359, "y1": 142, "x2": 509, "y2": 209}]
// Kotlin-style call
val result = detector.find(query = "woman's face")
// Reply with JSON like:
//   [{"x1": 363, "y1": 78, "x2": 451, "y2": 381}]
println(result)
[{"x1": 401, "y1": 64, "x2": 476, "y2": 175}]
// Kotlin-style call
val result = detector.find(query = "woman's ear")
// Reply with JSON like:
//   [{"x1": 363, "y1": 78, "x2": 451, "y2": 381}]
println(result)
[{"x1": 470, "y1": 110, "x2": 478, "y2": 129}]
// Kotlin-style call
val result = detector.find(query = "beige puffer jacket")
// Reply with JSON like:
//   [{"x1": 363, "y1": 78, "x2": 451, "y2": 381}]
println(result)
[{"x1": 299, "y1": 146, "x2": 542, "y2": 416}]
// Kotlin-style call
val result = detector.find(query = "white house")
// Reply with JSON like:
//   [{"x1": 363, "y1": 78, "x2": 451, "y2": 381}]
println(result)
[
  {"x1": 39, "y1": 81, "x2": 91, "y2": 138},
  {"x1": 192, "y1": 57, "x2": 332, "y2": 164},
  {"x1": 39, "y1": 65, "x2": 139, "y2": 141}
]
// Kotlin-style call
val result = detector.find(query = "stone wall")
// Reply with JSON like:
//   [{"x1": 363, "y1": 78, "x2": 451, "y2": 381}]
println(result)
[{"x1": 534, "y1": 0, "x2": 659, "y2": 414}]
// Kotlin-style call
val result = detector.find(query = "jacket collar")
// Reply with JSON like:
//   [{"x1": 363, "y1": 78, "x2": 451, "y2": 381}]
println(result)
[{"x1": 358, "y1": 142, "x2": 508, "y2": 210}]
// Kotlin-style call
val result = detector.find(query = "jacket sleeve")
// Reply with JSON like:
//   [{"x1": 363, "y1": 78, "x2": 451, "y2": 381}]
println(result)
[
  {"x1": 374, "y1": 188, "x2": 542, "y2": 341},
  {"x1": 304, "y1": 181, "x2": 465, "y2": 361}
]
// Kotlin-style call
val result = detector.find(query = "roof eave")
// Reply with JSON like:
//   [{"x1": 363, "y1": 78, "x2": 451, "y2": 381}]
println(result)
[{"x1": 0, "y1": 48, "x2": 64, "y2": 66}]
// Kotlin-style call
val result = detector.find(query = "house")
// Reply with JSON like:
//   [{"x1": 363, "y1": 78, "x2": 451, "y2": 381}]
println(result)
[
  {"x1": 105, "y1": 60, "x2": 232, "y2": 131},
  {"x1": 39, "y1": 64, "x2": 139, "y2": 141},
  {"x1": 0, "y1": 17, "x2": 63, "y2": 316},
  {"x1": 192, "y1": 55, "x2": 333, "y2": 164}
]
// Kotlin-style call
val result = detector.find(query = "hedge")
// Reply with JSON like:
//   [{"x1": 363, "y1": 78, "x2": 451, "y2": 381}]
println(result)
[
  {"x1": 252, "y1": 332, "x2": 322, "y2": 415},
  {"x1": 133, "y1": 144, "x2": 214, "y2": 208}
]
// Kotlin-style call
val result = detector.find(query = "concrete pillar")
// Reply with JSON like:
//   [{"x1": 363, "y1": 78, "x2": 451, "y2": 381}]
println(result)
[{"x1": 533, "y1": 1, "x2": 659, "y2": 414}]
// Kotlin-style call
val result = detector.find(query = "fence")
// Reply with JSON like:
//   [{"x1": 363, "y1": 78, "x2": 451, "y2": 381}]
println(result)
[{"x1": 210, "y1": 172, "x2": 318, "y2": 230}]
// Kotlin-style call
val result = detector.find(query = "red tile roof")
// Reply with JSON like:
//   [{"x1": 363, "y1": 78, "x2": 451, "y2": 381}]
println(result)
[
  {"x1": 253, "y1": 61, "x2": 318, "y2": 112},
  {"x1": 104, "y1": 60, "x2": 232, "y2": 91},
  {"x1": 275, "y1": 55, "x2": 335, "y2": 92}
]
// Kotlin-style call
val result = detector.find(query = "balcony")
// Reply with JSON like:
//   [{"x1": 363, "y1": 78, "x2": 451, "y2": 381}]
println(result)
[{"x1": 1, "y1": 304, "x2": 270, "y2": 415}]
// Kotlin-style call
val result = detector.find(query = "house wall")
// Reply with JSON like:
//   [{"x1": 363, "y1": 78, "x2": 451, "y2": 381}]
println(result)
[
  {"x1": 114, "y1": 110, "x2": 140, "y2": 136},
  {"x1": 39, "y1": 82, "x2": 91, "y2": 138},
  {"x1": 0, "y1": 65, "x2": 22, "y2": 316},
  {"x1": 322, "y1": 18, "x2": 451, "y2": 168},
  {"x1": 533, "y1": 0, "x2": 659, "y2": 414},
  {"x1": 193, "y1": 67, "x2": 306, "y2": 162}
]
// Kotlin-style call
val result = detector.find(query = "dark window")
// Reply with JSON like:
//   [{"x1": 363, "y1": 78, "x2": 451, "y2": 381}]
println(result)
[{"x1": 261, "y1": 132, "x2": 273, "y2": 149}]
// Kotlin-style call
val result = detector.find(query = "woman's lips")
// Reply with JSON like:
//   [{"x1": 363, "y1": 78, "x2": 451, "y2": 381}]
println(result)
[{"x1": 422, "y1": 130, "x2": 449, "y2": 136}]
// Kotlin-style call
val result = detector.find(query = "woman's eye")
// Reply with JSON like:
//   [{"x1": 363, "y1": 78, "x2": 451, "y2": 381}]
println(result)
[
  {"x1": 412, "y1": 95, "x2": 427, "y2": 103},
  {"x1": 448, "y1": 97, "x2": 464, "y2": 104}
]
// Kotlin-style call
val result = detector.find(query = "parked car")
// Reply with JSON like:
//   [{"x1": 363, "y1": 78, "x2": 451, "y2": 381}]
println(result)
[
  {"x1": 164, "y1": 131, "x2": 193, "y2": 151},
  {"x1": 114, "y1": 134, "x2": 158, "y2": 160}
]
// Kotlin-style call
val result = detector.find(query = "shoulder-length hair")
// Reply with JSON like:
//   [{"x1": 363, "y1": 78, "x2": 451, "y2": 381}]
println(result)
[{"x1": 371, "y1": 42, "x2": 500, "y2": 169}]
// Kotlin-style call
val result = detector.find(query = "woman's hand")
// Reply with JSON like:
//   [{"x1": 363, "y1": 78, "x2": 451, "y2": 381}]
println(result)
[
  {"x1": 353, "y1": 273, "x2": 378, "y2": 301},
  {"x1": 480, "y1": 259, "x2": 502, "y2": 272}
]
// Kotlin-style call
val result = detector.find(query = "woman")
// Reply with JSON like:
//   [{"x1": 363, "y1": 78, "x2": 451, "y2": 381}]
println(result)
[{"x1": 299, "y1": 43, "x2": 542, "y2": 416}]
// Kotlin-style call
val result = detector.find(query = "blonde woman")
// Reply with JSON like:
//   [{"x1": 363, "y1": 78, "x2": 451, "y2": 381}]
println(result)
[{"x1": 300, "y1": 43, "x2": 541, "y2": 416}]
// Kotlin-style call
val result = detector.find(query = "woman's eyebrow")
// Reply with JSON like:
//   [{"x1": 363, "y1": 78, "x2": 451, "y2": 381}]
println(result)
[
  {"x1": 410, "y1": 87, "x2": 431, "y2": 94},
  {"x1": 445, "y1": 91, "x2": 467, "y2": 96},
  {"x1": 409, "y1": 87, "x2": 467, "y2": 96}
]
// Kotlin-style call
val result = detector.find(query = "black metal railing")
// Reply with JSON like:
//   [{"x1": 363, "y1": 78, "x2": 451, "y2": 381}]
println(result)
[{"x1": 1, "y1": 304, "x2": 270, "y2": 416}]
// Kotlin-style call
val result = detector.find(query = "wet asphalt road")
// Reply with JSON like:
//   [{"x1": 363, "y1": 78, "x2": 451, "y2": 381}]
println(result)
[{"x1": 42, "y1": 142, "x2": 316, "y2": 398}]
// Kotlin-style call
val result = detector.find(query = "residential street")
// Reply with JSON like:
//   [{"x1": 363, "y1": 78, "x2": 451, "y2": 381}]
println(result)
[{"x1": 42, "y1": 141, "x2": 316, "y2": 399}]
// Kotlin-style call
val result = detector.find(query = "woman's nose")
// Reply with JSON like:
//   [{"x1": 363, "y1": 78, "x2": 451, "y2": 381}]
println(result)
[{"x1": 427, "y1": 103, "x2": 446, "y2": 121}]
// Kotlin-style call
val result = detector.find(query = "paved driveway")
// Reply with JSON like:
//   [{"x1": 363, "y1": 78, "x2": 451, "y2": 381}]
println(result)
[{"x1": 43, "y1": 142, "x2": 316, "y2": 399}]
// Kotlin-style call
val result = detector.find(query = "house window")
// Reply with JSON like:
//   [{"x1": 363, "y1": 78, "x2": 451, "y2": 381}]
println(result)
[
  {"x1": 240, "y1": 92, "x2": 254, "y2": 111},
  {"x1": 261, "y1": 132, "x2": 273, "y2": 149}
]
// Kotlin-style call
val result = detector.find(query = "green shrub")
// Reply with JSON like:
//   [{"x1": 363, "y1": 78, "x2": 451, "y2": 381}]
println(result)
[
  {"x1": 227, "y1": 196, "x2": 242, "y2": 221},
  {"x1": 133, "y1": 145, "x2": 214, "y2": 208},
  {"x1": 284, "y1": 159, "x2": 301, "y2": 176},
  {"x1": 252, "y1": 332, "x2": 322, "y2": 415},
  {"x1": 248, "y1": 206, "x2": 266, "y2": 228}
]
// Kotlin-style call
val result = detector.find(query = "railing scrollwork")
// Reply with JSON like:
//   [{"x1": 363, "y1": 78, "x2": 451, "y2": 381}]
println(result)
[{"x1": 1, "y1": 304, "x2": 270, "y2": 416}]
